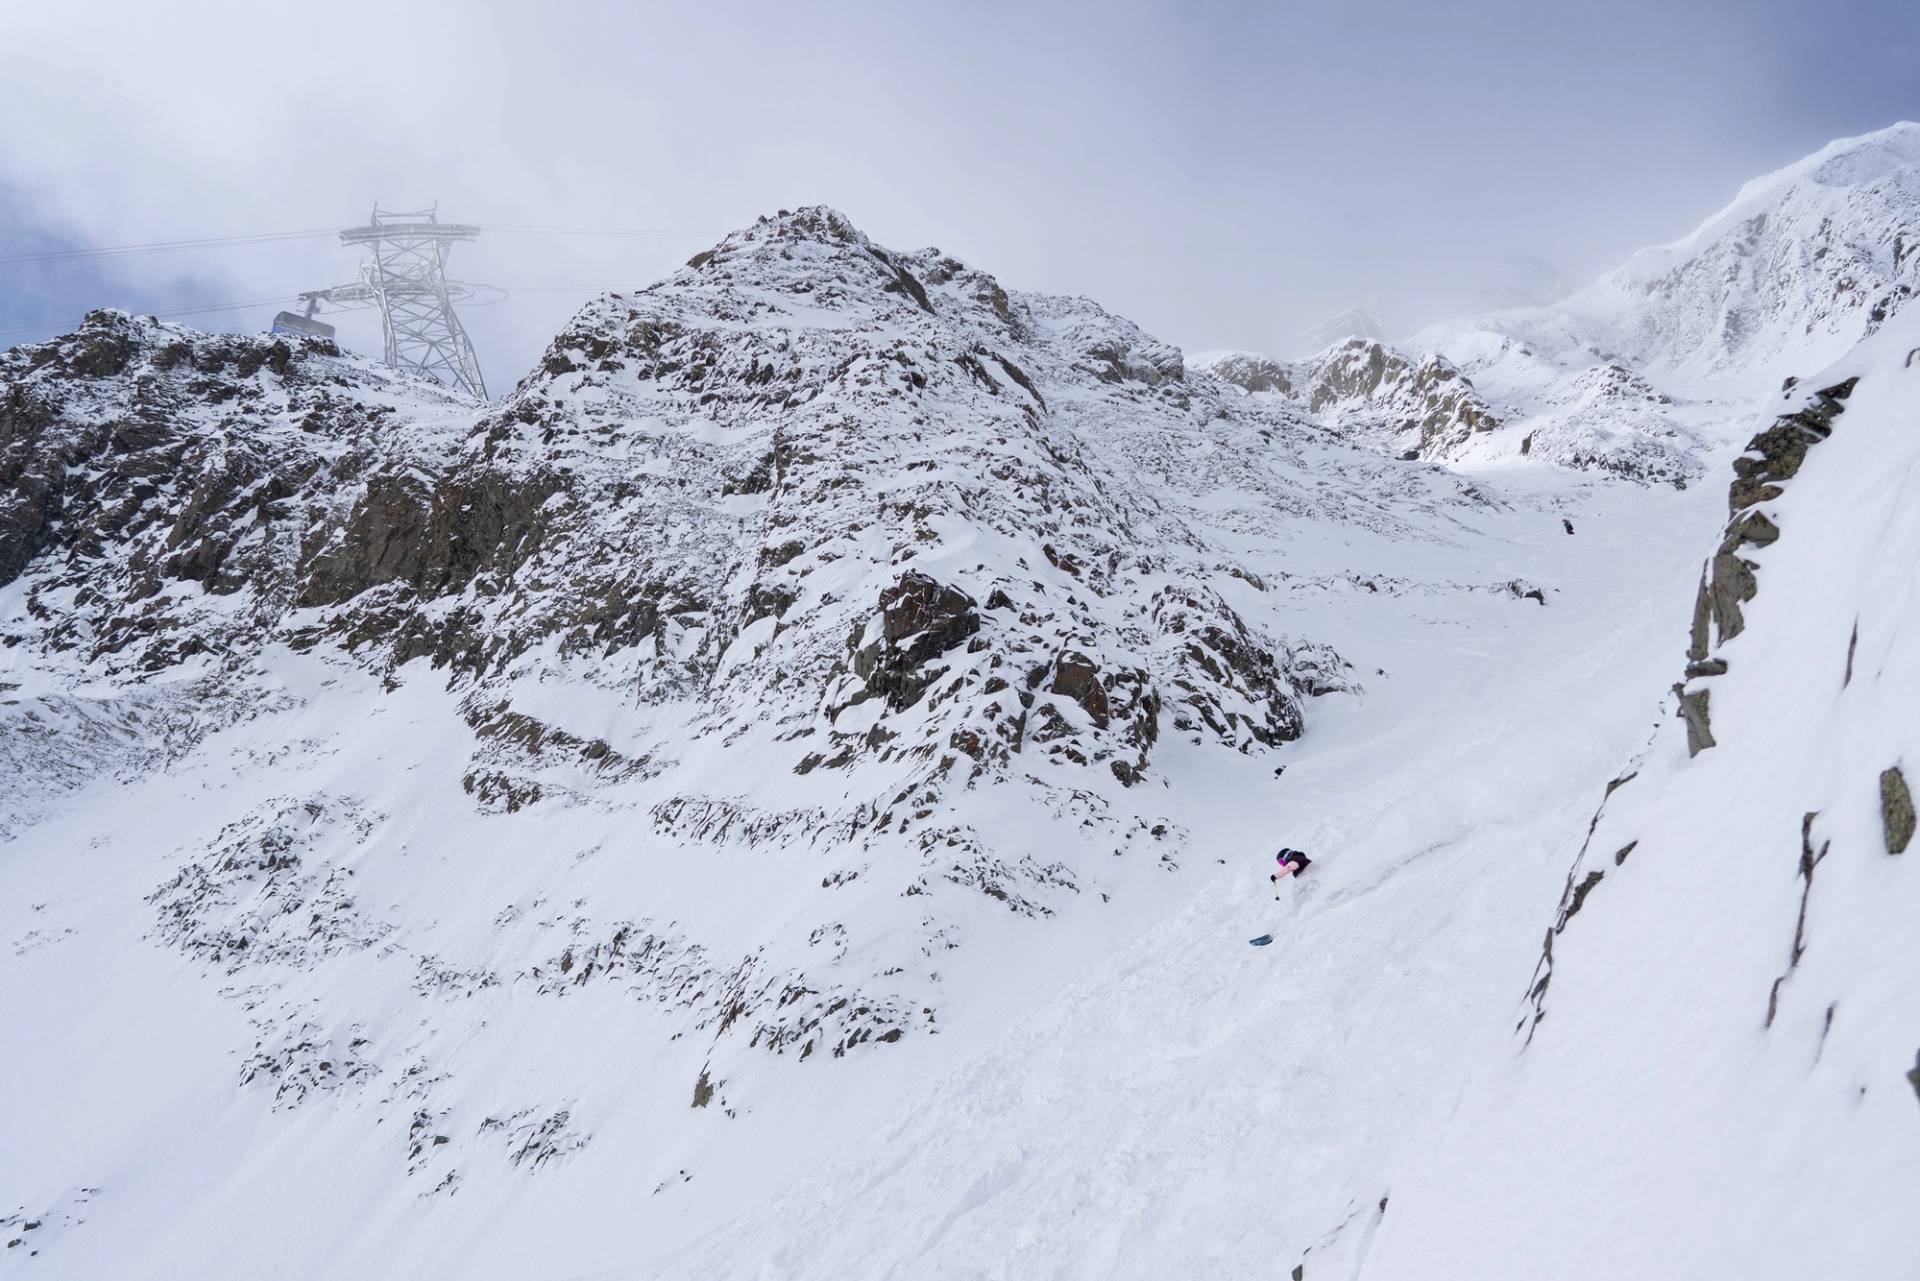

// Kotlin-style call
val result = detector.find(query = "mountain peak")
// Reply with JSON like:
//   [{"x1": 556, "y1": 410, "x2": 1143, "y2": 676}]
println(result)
[
  {"x1": 1580, "y1": 123, "x2": 1920, "y2": 388},
  {"x1": 622, "y1": 204, "x2": 970, "y2": 344},
  {"x1": 1628, "y1": 120, "x2": 1920, "y2": 271},
  {"x1": 694, "y1": 204, "x2": 871, "y2": 259}
]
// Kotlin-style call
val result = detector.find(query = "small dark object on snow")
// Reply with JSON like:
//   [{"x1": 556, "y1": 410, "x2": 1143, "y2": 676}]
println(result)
[
  {"x1": 1562, "y1": 517, "x2": 1575, "y2": 535},
  {"x1": 1273, "y1": 765, "x2": 1287, "y2": 778},
  {"x1": 1249, "y1": 933, "x2": 1274, "y2": 947}
]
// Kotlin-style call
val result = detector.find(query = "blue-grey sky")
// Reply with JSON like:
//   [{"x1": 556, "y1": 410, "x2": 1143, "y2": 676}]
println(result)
[{"x1": 2, "y1": 0, "x2": 1916, "y2": 388}]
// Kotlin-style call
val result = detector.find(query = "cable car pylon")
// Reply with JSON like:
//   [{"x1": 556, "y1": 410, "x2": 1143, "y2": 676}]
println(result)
[{"x1": 301, "y1": 205, "x2": 488, "y2": 399}]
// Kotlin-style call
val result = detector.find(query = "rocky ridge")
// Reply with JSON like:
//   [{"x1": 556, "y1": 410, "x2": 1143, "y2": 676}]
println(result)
[
  {"x1": 1192, "y1": 339, "x2": 1500, "y2": 464},
  {"x1": 1585, "y1": 121, "x2": 1920, "y2": 389},
  {"x1": 1301, "y1": 339, "x2": 1500, "y2": 461},
  {"x1": 1, "y1": 207, "x2": 1504, "y2": 1214}
]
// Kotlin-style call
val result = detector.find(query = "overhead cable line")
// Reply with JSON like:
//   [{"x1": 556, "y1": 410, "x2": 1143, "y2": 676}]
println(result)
[
  {"x1": 0, "y1": 223, "x2": 705, "y2": 269},
  {"x1": 0, "y1": 279, "x2": 626, "y2": 341},
  {"x1": 0, "y1": 295, "x2": 314, "y2": 340},
  {"x1": 490, "y1": 224, "x2": 705, "y2": 238},
  {"x1": 0, "y1": 230, "x2": 341, "y2": 268}
]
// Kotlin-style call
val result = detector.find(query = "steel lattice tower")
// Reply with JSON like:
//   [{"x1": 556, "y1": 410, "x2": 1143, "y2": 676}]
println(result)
[{"x1": 329, "y1": 206, "x2": 487, "y2": 398}]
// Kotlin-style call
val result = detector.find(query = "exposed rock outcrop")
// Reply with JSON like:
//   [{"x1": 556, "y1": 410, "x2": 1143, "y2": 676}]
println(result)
[
  {"x1": 850, "y1": 572, "x2": 981, "y2": 712},
  {"x1": 1306, "y1": 339, "x2": 1500, "y2": 460},
  {"x1": 0, "y1": 310, "x2": 473, "y2": 675},
  {"x1": 1675, "y1": 376, "x2": 1855, "y2": 754},
  {"x1": 1191, "y1": 351, "x2": 1300, "y2": 397},
  {"x1": 1883, "y1": 767, "x2": 1914, "y2": 855}
]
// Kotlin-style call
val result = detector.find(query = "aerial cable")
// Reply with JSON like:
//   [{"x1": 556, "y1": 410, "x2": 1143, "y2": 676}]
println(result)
[
  {"x1": 0, "y1": 295, "x2": 317, "y2": 341},
  {"x1": 0, "y1": 230, "x2": 341, "y2": 268},
  {"x1": 0, "y1": 224, "x2": 704, "y2": 269},
  {"x1": 487, "y1": 225, "x2": 704, "y2": 238},
  {"x1": 0, "y1": 217, "x2": 708, "y2": 352}
]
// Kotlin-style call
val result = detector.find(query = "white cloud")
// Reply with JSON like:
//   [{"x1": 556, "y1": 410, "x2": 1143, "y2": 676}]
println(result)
[{"x1": 0, "y1": 0, "x2": 1902, "y2": 384}]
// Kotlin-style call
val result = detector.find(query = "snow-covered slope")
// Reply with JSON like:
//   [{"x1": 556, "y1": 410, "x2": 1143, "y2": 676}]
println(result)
[
  {"x1": 1347, "y1": 304, "x2": 1920, "y2": 1281},
  {"x1": 647, "y1": 263, "x2": 1920, "y2": 1281},
  {"x1": 1441, "y1": 122, "x2": 1920, "y2": 390},
  {"x1": 4, "y1": 130, "x2": 1917, "y2": 1280},
  {"x1": 651, "y1": 462, "x2": 1718, "y2": 1281}
]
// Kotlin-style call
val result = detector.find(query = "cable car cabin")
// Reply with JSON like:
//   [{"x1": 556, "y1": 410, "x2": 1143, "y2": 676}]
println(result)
[{"x1": 271, "y1": 311, "x2": 336, "y2": 341}]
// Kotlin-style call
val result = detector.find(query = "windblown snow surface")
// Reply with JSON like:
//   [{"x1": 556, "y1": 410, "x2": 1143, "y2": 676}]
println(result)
[{"x1": 3, "y1": 127, "x2": 1917, "y2": 1280}]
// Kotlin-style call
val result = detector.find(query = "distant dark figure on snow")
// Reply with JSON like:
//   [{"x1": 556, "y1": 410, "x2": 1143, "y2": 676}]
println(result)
[
  {"x1": 1562, "y1": 517, "x2": 1575, "y2": 535},
  {"x1": 1272, "y1": 848, "x2": 1312, "y2": 896}
]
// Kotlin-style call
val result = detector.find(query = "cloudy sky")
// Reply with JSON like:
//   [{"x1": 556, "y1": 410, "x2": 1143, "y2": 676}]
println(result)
[{"x1": 2, "y1": 0, "x2": 1916, "y2": 389}]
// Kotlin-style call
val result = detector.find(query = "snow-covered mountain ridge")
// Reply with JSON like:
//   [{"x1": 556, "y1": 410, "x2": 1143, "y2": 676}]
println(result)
[
  {"x1": 3, "y1": 204, "x2": 1524, "y2": 1274},
  {"x1": 4, "y1": 129, "x2": 1917, "y2": 1280},
  {"x1": 1586, "y1": 121, "x2": 1920, "y2": 386},
  {"x1": 1197, "y1": 122, "x2": 1920, "y2": 490}
]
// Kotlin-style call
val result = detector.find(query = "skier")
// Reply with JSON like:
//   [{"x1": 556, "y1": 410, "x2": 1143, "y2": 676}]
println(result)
[
  {"x1": 1562, "y1": 517, "x2": 1575, "y2": 535},
  {"x1": 1271, "y1": 847, "x2": 1313, "y2": 897}
]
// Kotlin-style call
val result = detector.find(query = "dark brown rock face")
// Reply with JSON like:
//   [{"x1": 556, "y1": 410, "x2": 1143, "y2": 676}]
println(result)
[
  {"x1": 0, "y1": 384, "x2": 67, "y2": 586},
  {"x1": 879, "y1": 572, "x2": 980, "y2": 662},
  {"x1": 1674, "y1": 683, "x2": 1717, "y2": 756},
  {"x1": 1705, "y1": 550, "x2": 1758, "y2": 644},
  {"x1": 300, "y1": 468, "x2": 565, "y2": 673},
  {"x1": 1048, "y1": 651, "x2": 1111, "y2": 728},
  {"x1": 852, "y1": 572, "x2": 981, "y2": 711}
]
